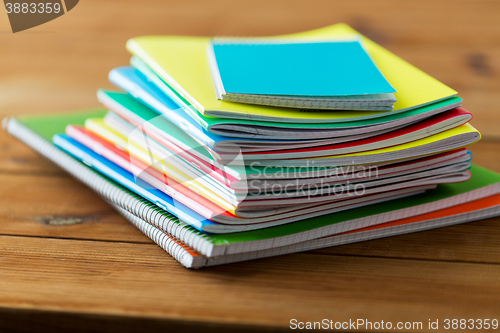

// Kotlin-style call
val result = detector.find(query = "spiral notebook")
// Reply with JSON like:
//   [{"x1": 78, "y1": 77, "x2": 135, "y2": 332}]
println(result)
[
  {"x1": 4, "y1": 110, "x2": 500, "y2": 268},
  {"x1": 113, "y1": 193, "x2": 500, "y2": 268}
]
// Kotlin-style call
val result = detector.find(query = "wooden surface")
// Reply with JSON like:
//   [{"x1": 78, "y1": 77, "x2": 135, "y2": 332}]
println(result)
[{"x1": 1, "y1": 1, "x2": 500, "y2": 332}]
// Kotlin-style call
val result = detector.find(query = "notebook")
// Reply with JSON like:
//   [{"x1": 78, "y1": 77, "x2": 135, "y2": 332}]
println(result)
[
  {"x1": 4, "y1": 110, "x2": 500, "y2": 259},
  {"x1": 207, "y1": 39, "x2": 397, "y2": 110},
  {"x1": 106, "y1": 66, "x2": 462, "y2": 142},
  {"x1": 126, "y1": 23, "x2": 458, "y2": 122},
  {"x1": 113, "y1": 193, "x2": 500, "y2": 268}
]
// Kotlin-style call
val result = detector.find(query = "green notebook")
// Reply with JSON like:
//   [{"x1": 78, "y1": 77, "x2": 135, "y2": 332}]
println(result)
[{"x1": 4, "y1": 110, "x2": 500, "y2": 258}]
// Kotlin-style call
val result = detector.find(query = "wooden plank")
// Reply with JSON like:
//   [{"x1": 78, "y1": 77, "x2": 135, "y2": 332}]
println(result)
[
  {"x1": 1, "y1": 235, "x2": 499, "y2": 330},
  {"x1": 0, "y1": 130, "x2": 63, "y2": 175},
  {"x1": 0, "y1": 308, "x2": 289, "y2": 333},
  {"x1": 0, "y1": 173, "x2": 151, "y2": 243},
  {"x1": 0, "y1": 174, "x2": 112, "y2": 218},
  {"x1": 0, "y1": 214, "x2": 149, "y2": 244},
  {"x1": 1, "y1": 0, "x2": 498, "y2": 45}
]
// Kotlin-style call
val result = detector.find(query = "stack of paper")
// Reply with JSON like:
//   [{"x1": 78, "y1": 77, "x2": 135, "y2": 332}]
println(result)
[{"x1": 5, "y1": 23, "x2": 500, "y2": 269}]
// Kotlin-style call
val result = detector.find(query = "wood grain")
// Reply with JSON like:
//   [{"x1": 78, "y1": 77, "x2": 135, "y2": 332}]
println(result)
[
  {"x1": 1, "y1": 0, "x2": 500, "y2": 332},
  {"x1": 2, "y1": 236, "x2": 500, "y2": 326}
]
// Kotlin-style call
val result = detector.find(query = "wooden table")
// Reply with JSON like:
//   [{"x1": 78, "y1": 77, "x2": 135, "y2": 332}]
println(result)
[{"x1": 1, "y1": 1, "x2": 500, "y2": 331}]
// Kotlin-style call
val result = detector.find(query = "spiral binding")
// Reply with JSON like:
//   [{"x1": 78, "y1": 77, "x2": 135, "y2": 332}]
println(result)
[{"x1": 110, "y1": 203, "x2": 208, "y2": 268}]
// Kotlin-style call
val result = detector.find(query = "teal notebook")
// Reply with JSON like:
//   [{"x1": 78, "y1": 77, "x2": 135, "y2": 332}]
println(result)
[
  {"x1": 4, "y1": 110, "x2": 500, "y2": 258},
  {"x1": 210, "y1": 40, "x2": 396, "y2": 96}
]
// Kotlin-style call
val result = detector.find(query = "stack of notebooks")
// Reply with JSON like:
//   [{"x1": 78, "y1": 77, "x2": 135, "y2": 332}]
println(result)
[{"x1": 5, "y1": 23, "x2": 500, "y2": 269}]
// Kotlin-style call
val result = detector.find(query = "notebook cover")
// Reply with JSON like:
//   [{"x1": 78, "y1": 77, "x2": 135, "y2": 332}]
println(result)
[
  {"x1": 211, "y1": 40, "x2": 396, "y2": 96},
  {"x1": 107, "y1": 66, "x2": 463, "y2": 134},
  {"x1": 128, "y1": 56, "x2": 463, "y2": 132},
  {"x1": 126, "y1": 23, "x2": 457, "y2": 122}
]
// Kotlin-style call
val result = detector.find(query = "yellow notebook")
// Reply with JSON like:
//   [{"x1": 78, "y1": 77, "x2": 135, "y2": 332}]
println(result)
[
  {"x1": 220, "y1": 123, "x2": 481, "y2": 167},
  {"x1": 126, "y1": 23, "x2": 457, "y2": 123}
]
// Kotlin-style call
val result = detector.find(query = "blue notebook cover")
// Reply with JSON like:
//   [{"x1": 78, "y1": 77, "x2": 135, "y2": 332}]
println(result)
[{"x1": 211, "y1": 40, "x2": 396, "y2": 96}]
